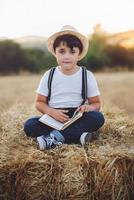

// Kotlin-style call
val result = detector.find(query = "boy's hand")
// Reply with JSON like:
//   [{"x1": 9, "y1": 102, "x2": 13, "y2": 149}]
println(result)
[
  {"x1": 76, "y1": 105, "x2": 94, "y2": 113},
  {"x1": 50, "y1": 109, "x2": 70, "y2": 123}
]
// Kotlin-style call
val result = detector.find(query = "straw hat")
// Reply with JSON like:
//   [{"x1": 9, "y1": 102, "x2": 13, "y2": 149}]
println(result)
[{"x1": 47, "y1": 25, "x2": 89, "y2": 60}]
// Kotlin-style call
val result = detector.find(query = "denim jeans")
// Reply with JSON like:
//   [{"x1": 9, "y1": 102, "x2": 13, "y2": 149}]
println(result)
[{"x1": 24, "y1": 108, "x2": 105, "y2": 144}]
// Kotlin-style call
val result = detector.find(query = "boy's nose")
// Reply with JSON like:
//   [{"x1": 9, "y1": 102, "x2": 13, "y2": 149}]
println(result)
[
  {"x1": 63, "y1": 53, "x2": 71, "y2": 59},
  {"x1": 63, "y1": 58, "x2": 70, "y2": 61}
]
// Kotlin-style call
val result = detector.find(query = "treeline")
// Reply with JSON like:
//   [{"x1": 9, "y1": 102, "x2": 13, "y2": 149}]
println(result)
[
  {"x1": 0, "y1": 34, "x2": 134, "y2": 74},
  {"x1": 0, "y1": 40, "x2": 56, "y2": 74},
  {"x1": 80, "y1": 34, "x2": 134, "y2": 71}
]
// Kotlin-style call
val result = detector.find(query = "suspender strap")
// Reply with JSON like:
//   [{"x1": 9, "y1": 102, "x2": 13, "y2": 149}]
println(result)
[
  {"x1": 47, "y1": 66, "x2": 87, "y2": 104},
  {"x1": 81, "y1": 66, "x2": 87, "y2": 105},
  {"x1": 47, "y1": 67, "x2": 56, "y2": 101}
]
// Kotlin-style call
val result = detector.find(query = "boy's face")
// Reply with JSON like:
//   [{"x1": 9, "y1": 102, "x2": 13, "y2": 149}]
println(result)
[{"x1": 55, "y1": 42, "x2": 80, "y2": 70}]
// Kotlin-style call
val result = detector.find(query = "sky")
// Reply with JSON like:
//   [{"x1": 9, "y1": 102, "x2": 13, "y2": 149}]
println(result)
[{"x1": 0, "y1": 0, "x2": 134, "y2": 39}]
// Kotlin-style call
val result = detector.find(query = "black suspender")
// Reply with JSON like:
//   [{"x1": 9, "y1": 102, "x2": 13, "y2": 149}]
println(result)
[
  {"x1": 81, "y1": 66, "x2": 87, "y2": 105},
  {"x1": 47, "y1": 67, "x2": 56, "y2": 101},
  {"x1": 47, "y1": 66, "x2": 87, "y2": 104}
]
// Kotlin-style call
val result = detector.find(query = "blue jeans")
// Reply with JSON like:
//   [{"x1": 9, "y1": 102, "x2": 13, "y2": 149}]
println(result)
[{"x1": 24, "y1": 108, "x2": 105, "y2": 144}]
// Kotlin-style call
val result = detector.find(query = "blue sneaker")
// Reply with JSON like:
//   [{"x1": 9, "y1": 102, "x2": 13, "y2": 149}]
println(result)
[{"x1": 37, "y1": 130, "x2": 65, "y2": 150}]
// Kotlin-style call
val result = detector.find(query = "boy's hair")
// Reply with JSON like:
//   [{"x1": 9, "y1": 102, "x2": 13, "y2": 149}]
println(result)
[{"x1": 53, "y1": 34, "x2": 83, "y2": 54}]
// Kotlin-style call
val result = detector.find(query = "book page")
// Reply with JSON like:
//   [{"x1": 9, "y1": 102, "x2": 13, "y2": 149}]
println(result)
[
  {"x1": 39, "y1": 111, "x2": 83, "y2": 131},
  {"x1": 72, "y1": 109, "x2": 80, "y2": 118},
  {"x1": 39, "y1": 114, "x2": 64, "y2": 130},
  {"x1": 61, "y1": 112, "x2": 83, "y2": 130}
]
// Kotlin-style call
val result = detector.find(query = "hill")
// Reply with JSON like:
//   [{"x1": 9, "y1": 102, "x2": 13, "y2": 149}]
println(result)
[
  {"x1": 0, "y1": 37, "x2": 9, "y2": 41},
  {"x1": 1, "y1": 29, "x2": 134, "y2": 52},
  {"x1": 106, "y1": 30, "x2": 134, "y2": 48},
  {"x1": 14, "y1": 35, "x2": 48, "y2": 52}
]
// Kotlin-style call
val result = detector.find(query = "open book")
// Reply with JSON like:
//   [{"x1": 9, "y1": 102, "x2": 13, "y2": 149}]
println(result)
[{"x1": 38, "y1": 110, "x2": 83, "y2": 131}]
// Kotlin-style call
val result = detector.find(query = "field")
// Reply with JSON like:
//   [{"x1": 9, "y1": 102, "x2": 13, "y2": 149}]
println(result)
[
  {"x1": 0, "y1": 71, "x2": 134, "y2": 200},
  {"x1": 0, "y1": 71, "x2": 134, "y2": 116}
]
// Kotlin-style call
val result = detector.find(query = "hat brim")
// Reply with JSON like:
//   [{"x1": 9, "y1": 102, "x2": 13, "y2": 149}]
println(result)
[{"x1": 47, "y1": 30, "x2": 89, "y2": 60}]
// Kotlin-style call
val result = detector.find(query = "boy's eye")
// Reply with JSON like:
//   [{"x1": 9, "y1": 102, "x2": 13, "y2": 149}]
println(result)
[
  {"x1": 58, "y1": 49, "x2": 76, "y2": 54},
  {"x1": 59, "y1": 49, "x2": 65, "y2": 54},
  {"x1": 71, "y1": 50, "x2": 76, "y2": 54}
]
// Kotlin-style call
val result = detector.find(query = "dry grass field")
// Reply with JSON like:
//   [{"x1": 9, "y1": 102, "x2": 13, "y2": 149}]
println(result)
[
  {"x1": 0, "y1": 71, "x2": 134, "y2": 200},
  {"x1": 96, "y1": 72, "x2": 134, "y2": 117},
  {"x1": 0, "y1": 71, "x2": 134, "y2": 116}
]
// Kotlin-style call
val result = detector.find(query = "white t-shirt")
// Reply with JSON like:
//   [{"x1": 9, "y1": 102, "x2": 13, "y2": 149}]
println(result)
[{"x1": 36, "y1": 66, "x2": 100, "y2": 108}]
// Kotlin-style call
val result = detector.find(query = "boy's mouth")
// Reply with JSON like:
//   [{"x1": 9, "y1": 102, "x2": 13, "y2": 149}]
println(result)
[{"x1": 63, "y1": 61, "x2": 72, "y2": 64}]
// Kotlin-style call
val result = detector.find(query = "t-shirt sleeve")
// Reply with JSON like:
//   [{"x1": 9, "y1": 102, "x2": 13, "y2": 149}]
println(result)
[
  {"x1": 87, "y1": 71, "x2": 100, "y2": 97},
  {"x1": 36, "y1": 70, "x2": 50, "y2": 96}
]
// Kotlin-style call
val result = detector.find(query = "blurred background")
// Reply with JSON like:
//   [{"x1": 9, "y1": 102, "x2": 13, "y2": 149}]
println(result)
[{"x1": 0, "y1": 0, "x2": 134, "y2": 116}]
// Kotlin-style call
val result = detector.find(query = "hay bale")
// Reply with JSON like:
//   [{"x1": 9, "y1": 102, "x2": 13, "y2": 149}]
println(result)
[{"x1": 0, "y1": 104, "x2": 134, "y2": 200}]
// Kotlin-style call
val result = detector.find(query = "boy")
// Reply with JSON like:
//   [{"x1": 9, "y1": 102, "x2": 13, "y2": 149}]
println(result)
[{"x1": 24, "y1": 25, "x2": 105, "y2": 150}]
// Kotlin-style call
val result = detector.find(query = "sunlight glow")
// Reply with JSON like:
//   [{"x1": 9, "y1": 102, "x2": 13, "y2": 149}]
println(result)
[{"x1": 0, "y1": 0, "x2": 134, "y2": 38}]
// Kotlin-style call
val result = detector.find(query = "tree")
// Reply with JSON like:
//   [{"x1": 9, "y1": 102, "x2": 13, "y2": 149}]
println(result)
[
  {"x1": 85, "y1": 34, "x2": 110, "y2": 71},
  {"x1": 24, "y1": 49, "x2": 57, "y2": 72},
  {"x1": 0, "y1": 40, "x2": 26, "y2": 74}
]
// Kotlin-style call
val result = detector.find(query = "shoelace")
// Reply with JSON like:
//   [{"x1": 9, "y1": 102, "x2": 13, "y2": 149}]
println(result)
[
  {"x1": 43, "y1": 134, "x2": 62, "y2": 149},
  {"x1": 50, "y1": 134, "x2": 62, "y2": 147}
]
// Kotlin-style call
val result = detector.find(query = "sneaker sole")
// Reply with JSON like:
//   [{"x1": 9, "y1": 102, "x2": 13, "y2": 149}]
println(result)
[
  {"x1": 80, "y1": 132, "x2": 88, "y2": 146},
  {"x1": 37, "y1": 137, "x2": 46, "y2": 150}
]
